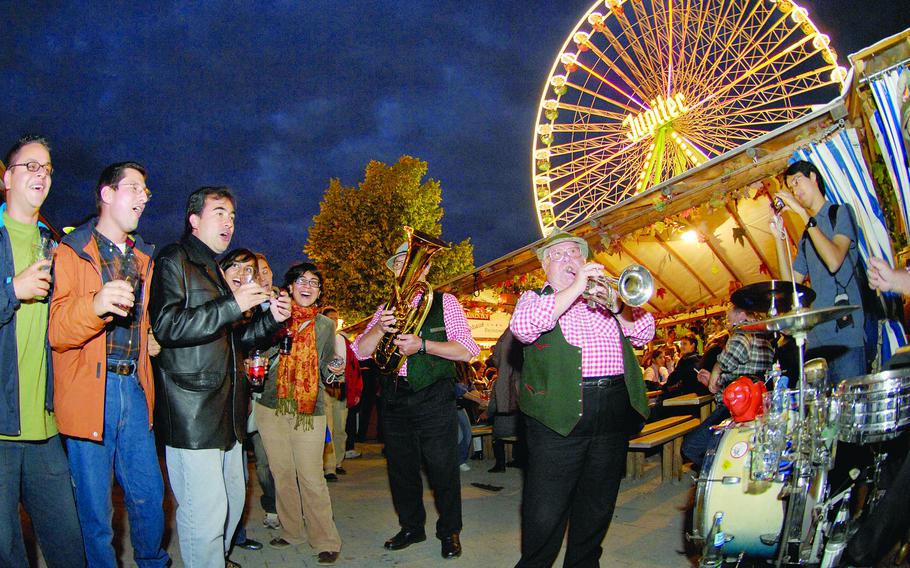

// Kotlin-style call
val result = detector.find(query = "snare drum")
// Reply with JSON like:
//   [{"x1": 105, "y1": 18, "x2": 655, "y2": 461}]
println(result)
[
  {"x1": 694, "y1": 423, "x2": 785, "y2": 558},
  {"x1": 836, "y1": 370, "x2": 910, "y2": 444}
]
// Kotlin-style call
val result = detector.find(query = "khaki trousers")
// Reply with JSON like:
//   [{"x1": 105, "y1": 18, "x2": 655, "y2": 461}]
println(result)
[
  {"x1": 323, "y1": 393, "x2": 348, "y2": 473},
  {"x1": 256, "y1": 403, "x2": 342, "y2": 552}
]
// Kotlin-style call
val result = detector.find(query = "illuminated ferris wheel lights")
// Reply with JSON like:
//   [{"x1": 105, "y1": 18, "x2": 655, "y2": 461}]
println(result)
[
  {"x1": 831, "y1": 66, "x2": 848, "y2": 83},
  {"x1": 561, "y1": 52, "x2": 578, "y2": 66},
  {"x1": 812, "y1": 33, "x2": 830, "y2": 51},
  {"x1": 531, "y1": 0, "x2": 842, "y2": 233},
  {"x1": 790, "y1": 6, "x2": 809, "y2": 24}
]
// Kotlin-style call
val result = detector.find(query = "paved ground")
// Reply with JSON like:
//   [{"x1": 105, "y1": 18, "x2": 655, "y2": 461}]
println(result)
[{"x1": 27, "y1": 443, "x2": 699, "y2": 567}]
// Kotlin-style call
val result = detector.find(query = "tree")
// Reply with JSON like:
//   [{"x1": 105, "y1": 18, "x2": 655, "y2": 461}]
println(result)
[{"x1": 306, "y1": 155, "x2": 474, "y2": 322}]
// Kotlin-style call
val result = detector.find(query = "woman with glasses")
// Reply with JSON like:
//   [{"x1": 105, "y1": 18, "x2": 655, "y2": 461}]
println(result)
[{"x1": 254, "y1": 262, "x2": 342, "y2": 565}]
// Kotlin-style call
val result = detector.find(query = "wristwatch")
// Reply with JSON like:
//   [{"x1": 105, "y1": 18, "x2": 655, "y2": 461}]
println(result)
[
  {"x1": 417, "y1": 338, "x2": 426, "y2": 354},
  {"x1": 806, "y1": 216, "x2": 817, "y2": 229}
]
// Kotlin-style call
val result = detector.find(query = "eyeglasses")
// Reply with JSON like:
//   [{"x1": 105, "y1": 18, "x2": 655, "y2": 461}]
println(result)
[
  {"x1": 547, "y1": 246, "x2": 583, "y2": 262},
  {"x1": 294, "y1": 277, "x2": 321, "y2": 288},
  {"x1": 7, "y1": 161, "x2": 53, "y2": 176},
  {"x1": 116, "y1": 182, "x2": 152, "y2": 199}
]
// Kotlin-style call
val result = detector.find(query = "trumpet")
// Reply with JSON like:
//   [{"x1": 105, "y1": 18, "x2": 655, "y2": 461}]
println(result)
[{"x1": 580, "y1": 264, "x2": 653, "y2": 309}]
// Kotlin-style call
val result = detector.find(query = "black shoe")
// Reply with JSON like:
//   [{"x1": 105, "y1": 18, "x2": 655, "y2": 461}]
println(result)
[
  {"x1": 235, "y1": 538, "x2": 263, "y2": 551},
  {"x1": 488, "y1": 464, "x2": 506, "y2": 473},
  {"x1": 384, "y1": 528, "x2": 427, "y2": 550},
  {"x1": 441, "y1": 533, "x2": 462, "y2": 559},
  {"x1": 335, "y1": 466, "x2": 347, "y2": 475},
  {"x1": 324, "y1": 472, "x2": 338, "y2": 482}
]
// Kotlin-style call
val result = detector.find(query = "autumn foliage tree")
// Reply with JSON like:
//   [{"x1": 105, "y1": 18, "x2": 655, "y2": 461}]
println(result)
[{"x1": 305, "y1": 156, "x2": 474, "y2": 322}]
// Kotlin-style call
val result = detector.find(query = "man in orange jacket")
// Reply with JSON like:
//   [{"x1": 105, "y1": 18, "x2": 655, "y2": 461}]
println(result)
[{"x1": 49, "y1": 162, "x2": 169, "y2": 568}]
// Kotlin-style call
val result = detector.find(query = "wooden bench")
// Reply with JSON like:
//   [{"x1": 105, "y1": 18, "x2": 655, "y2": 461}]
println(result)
[
  {"x1": 471, "y1": 425, "x2": 494, "y2": 457},
  {"x1": 627, "y1": 417, "x2": 700, "y2": 483},
  {"x1": 662, "y1": 393, "x2": 715, "y2": 421}
]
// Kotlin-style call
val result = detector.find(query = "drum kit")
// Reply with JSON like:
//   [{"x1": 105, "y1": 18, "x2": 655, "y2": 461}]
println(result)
[{"x1": 692, "y1": 280, "x2": 909, "y2": 567}]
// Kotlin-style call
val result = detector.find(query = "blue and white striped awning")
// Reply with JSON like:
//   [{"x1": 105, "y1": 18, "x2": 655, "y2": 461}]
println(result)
[
  {"x1": 869, "y1": 67, "x2": 910, "y2": 230},
  {"x1": 795, "y1": 128, "x2": 906, "y2": 368}
]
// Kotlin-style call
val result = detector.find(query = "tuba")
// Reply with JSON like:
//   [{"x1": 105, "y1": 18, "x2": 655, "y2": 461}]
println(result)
[{"x1": 373, "y1": 226, "x2": 450, "y2": 373}]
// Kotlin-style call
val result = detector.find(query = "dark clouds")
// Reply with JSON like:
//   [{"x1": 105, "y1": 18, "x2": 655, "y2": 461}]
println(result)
[{"x1": 0, "y1": 1, "x2": 907, "y2": 275}]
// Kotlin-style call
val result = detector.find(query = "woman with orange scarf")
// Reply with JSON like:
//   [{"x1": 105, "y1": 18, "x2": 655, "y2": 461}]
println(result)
[{"x1": 254, "y1": 262, "x2": 342, "y2": 565}]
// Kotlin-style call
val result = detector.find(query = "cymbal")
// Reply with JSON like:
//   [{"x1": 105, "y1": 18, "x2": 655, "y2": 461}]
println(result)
[
  {"x1": 730, "y1": 280, "x2": 816, "y2": 313},
  {"x1": 734, "y1": 305, "x2": 860, "y2": 334}
]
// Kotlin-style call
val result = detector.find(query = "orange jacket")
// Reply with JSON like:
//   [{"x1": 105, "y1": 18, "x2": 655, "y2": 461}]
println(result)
[{"x1": 49, "y1": 223, "x2": 154, "y2": 441}]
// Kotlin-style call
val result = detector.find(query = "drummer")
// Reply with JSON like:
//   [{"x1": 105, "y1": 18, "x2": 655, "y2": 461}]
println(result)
[
  {"x1": 681, "y1": 303, "x2": 774, "y2": 470},
  {"x1": 770, "y1": 160, "x2": 869, "y2": 386}
]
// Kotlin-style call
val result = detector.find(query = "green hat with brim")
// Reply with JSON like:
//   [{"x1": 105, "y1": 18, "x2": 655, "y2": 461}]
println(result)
[
  {"x1": 386, "y1": 242, "x2": 409, "y2": 270},
  {"x1": 534, "y1": 230, "x2": 590, "y2": 263}
]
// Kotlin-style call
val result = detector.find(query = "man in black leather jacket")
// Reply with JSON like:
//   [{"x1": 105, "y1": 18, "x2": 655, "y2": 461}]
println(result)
[{"x1": 149, "y1": 186, "x2": 291, "y2": 568}]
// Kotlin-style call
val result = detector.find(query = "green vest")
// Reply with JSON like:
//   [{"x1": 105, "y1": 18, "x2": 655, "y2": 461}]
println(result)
[
  {"x1": 519, "y1": 289, "x2": 650, "y2": 436},
  {"x1": 406, "y1": 291, "x2": 456, "y2": 391}
]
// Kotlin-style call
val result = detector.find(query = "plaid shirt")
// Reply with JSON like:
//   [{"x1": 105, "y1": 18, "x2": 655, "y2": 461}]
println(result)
[
  {"x1": 94, "y1": 230, "x2": 141, "y2": 362},
  {"x1": 352, "y1": 291, "x2": 480, "y2": 376},
  {"x1": 510, "y1": 285, "x2": 655, "y2": 377},
  {"x1": 715, "y1": 331, "x2": 775, "y2": 400}
]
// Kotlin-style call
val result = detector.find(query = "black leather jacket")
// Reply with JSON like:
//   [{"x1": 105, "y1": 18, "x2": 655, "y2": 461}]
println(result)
[{"x1": 149, "y1": 235, "x2": 281, "y2": 450}]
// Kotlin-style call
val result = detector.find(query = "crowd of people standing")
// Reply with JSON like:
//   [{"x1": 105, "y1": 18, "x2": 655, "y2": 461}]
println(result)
[{"x1": 4, "y1": 113, "x2": 910, "y2": 568}]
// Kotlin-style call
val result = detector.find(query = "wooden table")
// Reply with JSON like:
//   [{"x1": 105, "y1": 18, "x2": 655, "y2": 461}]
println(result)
[{"x1": 661, "y1": 393, "x2": 715, "y2": 421}]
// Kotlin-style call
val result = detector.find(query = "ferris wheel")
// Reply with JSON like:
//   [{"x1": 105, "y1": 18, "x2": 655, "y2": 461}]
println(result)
[{"x1": 532, "y1": 0, "x2": 847, "y2": 235}]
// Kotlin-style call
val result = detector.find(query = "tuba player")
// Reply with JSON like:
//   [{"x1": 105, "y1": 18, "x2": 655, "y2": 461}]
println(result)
[{"x1": 352, "y1": 240, "x2": 479, "y2": 559}]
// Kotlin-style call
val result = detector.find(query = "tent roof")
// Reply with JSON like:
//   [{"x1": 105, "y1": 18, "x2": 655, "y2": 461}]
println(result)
[{"x1": 438, "y1": 98, "x2": 851, "y2": 318}]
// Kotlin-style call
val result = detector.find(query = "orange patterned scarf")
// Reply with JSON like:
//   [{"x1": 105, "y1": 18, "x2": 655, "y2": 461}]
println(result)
[{"x1": 276, "y1": 304, "x2": 320, "y2": 430}]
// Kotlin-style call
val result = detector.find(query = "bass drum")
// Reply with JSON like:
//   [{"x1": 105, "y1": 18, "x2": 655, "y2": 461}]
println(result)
[{"x1": 694, "y1": 423, "x2": 785, "y2": 558}]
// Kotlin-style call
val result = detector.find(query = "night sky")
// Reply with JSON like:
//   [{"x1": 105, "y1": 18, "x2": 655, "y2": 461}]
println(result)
[{"x1": 1, "y1": 1, "x2": 907, "y2": 276}]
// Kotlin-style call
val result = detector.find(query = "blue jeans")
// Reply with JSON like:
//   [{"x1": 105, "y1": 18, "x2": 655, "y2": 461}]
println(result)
[
  {"x1": 826, "y1": 346, "x2": 867, "y2": 388},
  {"x1": 456, "y1": 408, "x2": 472, "y2": 464},
  {"x1": 66, "y1": 368, "x2": 169, "y2": 568},
  {"x1": 0, "y1": 435, "x2": 85, "y2": 568},
  {"x1": 517, "y1": 376, "x2": 636, "y2": 568},
  {"x1": 681, "y1": 404, "x2": 730, "y2": 471}
]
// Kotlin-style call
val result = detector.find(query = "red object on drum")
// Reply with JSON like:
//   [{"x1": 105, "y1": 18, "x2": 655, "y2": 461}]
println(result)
[{"x1": 723, "y1": 377, "x2": 767, "y2": 422}]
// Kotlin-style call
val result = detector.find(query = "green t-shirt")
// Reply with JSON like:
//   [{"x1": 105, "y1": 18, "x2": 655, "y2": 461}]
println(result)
[{"x1": 0, "y1": 212, "x2": 56, "y2": 440}]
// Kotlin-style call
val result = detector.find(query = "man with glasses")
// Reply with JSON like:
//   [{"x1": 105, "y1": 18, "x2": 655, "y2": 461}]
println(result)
[
  {"x1": 0, "y1": 135, "x2": 85, "y2": 567},
  {"x1": 149, "y1": 187, "x2": 291, "y2": 568},
  {"x1": 510, "y1": 230, "x2": 655, "y2": 567},
  {"x1": 353, "y1": 241, "x2": 480, "y2": 559},
  {"x1": 49, "y1": 161, "x2": 169, "y2": 567}
]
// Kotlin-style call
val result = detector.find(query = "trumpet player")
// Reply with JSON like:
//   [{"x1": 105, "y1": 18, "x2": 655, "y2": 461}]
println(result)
[
  {"x1": 510, "y1": 230, "x2": 655, "y2": 568},
  {"x1": 352, "y1": 241, "x2": 479, "y2": 560}
]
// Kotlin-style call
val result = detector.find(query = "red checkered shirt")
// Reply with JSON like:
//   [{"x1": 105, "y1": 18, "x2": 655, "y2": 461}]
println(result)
[
  {"x1": 352, "y1": 292, "x2": 480, "y2": 376},
  {"x1": 510, "y1": 286, "x2": 655, "y2": 377}
]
